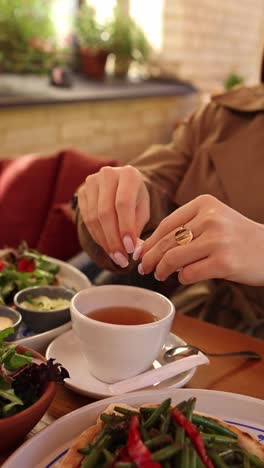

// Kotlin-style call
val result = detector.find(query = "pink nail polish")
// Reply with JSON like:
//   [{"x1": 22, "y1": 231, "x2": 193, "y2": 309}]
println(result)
[
  {"x1": 133, "y1": 245, "x2": 143, "y2": 261},
  {"x1": 123, "y1": 235, "x2": 134, "y2": 254},
  {"x1": 113, "y1": 252, "x2": 129, "y2": 268},
  {"x1": 138, "y1": 263, "x2": 144, "y2": 275},
  {"x1": 154, "y1": 272, "x2": 160, "y2": 281}
]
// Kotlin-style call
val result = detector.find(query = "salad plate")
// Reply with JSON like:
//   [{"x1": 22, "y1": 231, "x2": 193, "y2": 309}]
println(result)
[
  {"x1": 46, "y1": 330, "x2": 197, "y2": 398},
  {"x1": 45, "y1": 256, "x2": 92, "y2": 292},
  {"x1": 0, "y1": 248, "x2": 92, "y2": 352},
  {"x1": 0, "y1": 249, "x2": 91, "y2": 297},
  {"x1": 3, "y1": 388, "x2": 264, "y2": 468}
]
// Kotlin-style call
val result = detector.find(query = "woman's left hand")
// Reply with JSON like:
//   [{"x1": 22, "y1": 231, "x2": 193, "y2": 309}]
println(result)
[{"x1": 138, "y1": 194, "x2": 264, "y2": 286}]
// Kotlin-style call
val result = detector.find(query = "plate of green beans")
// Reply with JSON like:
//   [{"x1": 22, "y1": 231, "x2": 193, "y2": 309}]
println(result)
[{"x1": 2, "y1": 388, "x2": 264, "y2": 468}]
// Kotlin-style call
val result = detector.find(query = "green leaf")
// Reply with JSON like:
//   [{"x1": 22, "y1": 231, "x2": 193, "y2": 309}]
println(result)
[
  {"x1": 0, "y1": 344, "x2": 16, "y2": 365},
  {"x1": 75, "y1": 3, "x2": 109, "y2": 49},
  {"x1": 224, "y1": 73, "x2": 244, "y2": 91},
  {"x1": 0, "y1": 244, "x2": 60, "y2": 304},
  {"x1": 0, "y1": 327, "x2": 14, "y2": 345},
  {"x1": 0, "y1": 329, "x2": 32, "y2": 371},
  {"x1": 0, "y1": 374, "x2": 10, "y2": 390},
  {"x1": 0, "y1": 0, "x2": 62, "y2": 74},
  {"x1": 4, "y1": 352, "x2": 32, "y2": 371},
  {"x1": 0, "y1": 388, "x2": 24, "y2": 417},
  {"x1": 107, "y1": 6, "x2": 150, "y2": 61},
  {"x1": 1, "y1": 281, "x2": 15, "y2": 296}
]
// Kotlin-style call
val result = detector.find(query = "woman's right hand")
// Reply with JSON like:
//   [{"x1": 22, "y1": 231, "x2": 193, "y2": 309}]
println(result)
[{"x1": 78, "y1": 165, "x2": 150, "y2": 268}]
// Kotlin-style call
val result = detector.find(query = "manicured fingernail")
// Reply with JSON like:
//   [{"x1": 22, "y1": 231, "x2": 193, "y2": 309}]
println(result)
[
  {"x1": 138, "y1": 263, "x2": 144, "y2": 275},
  {"x1": 133, "y1": 244, "x2": 143, "y2": 261},
  {"x1": 123, "y1": 235, "x2": 134, "y2": 254},
  {"x1": 133, "y1": 238, "x2": 144, "y2": 261},
  {"x1": 154, "y1": 271, "x2": 160, "y2": 281},
  {"x1": 109, "y1": 253, "x2": 116, "y2": 262},
  {"x1": 113, "y1": 252, "x2": 129, "y2": 268}
]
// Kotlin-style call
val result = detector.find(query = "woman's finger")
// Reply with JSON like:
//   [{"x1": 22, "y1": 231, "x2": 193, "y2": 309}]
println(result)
[
  {"x1": 115, "y1": 166, "x2": 148, "y2": 253},
  {"x1": 178, "y1": 256, "x2": 221, "y2": 284},
  {"x1": 135, "y1": 190, "x2": 150, "y2": 236},
  {"x1": 153, "y1": 237, "x2": 210, "y2": 281},
  {"x1": 140, "y1": 216, "x2": 202, "y2": 275},
  {"x1": 97, "y1": 167, "x2": 128, "y2": 262},
  {"x1": 78, "y1": 180, "x2": 109, "y2": 253},
  {"x1": 142, "y1": 197, "x2": 200, "y2": 254}
]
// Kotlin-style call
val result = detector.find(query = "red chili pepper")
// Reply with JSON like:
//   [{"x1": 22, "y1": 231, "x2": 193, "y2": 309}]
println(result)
[
  {"x1": 117, "y1": 446, "x2": 131, "y2": 462},
  {"x1": 118, "y1": 447, "x2": 128, "y2": 457},
  {"x1": 170, "y1": 408, "x2": 214, "y2": 468},
  {"x1": 17, "y1": 258, "x2": 36, "y2": 273},
  {"x1": 124, "y1": 415, "x2": 161, "y2": 468},
  {"x1": 0, "y1": 261, "x2": 6, "y2": 272}
]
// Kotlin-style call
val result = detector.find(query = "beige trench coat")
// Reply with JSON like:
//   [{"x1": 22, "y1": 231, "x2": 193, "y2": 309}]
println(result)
[{"x1": 77, "y1": 85, "x2": 264, "y2": 337}]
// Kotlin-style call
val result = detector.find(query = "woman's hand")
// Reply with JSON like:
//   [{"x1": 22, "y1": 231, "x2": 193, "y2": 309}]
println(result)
[
  {"x1": 139, "y1": 194, "x2": 264, "y2": 286},
  {"x1": 78, "y1": 166, "x2": 150, "y2": 267}
]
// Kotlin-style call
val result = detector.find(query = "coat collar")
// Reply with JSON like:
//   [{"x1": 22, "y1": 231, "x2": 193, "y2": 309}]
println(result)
[{"x1": 212, "y1": 85, "x2": 264, "y2": 112}]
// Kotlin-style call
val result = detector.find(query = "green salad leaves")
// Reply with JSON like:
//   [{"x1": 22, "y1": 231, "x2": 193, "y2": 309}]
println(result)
[
  {"x1": 0, "y1": 327, "x2": 69, "y2": 418},
  {"x1": 0, "y1": 242, "x2": 60, "y2": 305}
]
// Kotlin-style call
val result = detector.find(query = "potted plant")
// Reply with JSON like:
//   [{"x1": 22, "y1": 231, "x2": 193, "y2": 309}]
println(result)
[
  {"x1": 0, "y1": 0, "x2": 64, "y2": 74},
  {"x1": 75, "y1": 3, "x2": 110, "y2": 80},
  {"x1": 108, "y1": 8, "x2": 151, "y2": 78},
  {"x1": 224, "y1": 72, "x2": 244, "y2": 91}
]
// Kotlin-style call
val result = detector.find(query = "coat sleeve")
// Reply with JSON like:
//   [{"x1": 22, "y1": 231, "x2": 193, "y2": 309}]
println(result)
[{"x1": 77, "y1": 102, "x2": 213, "y2": 272}]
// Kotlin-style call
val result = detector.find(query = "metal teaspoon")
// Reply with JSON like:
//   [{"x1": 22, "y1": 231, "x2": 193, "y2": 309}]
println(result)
[{"x1": 164, "y1": 345, "x2": 261, "y2": 362}]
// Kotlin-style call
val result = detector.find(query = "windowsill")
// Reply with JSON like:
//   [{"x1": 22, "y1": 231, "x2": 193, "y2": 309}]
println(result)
[{"x1": 0, "y1": 73, "x2": 197, "y2": 108}]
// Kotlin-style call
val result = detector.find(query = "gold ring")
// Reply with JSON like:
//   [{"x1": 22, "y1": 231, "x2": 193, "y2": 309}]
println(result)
[{"x1": 175, "y1": 226, "x2": 193, "y2": 245}]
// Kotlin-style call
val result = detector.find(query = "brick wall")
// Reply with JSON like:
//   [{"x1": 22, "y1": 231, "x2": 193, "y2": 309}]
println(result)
[
  {"x1": 161, "y1": 0, "x2": 264, "y2": 91},
  {"x1": 0, "y1": 93, "x2": 199, "y2": 162}
]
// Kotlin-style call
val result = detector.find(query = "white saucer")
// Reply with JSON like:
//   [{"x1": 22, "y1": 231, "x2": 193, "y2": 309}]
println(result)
[{"x1": 46, "y1": 330, "x2": 196, "y2": 399}]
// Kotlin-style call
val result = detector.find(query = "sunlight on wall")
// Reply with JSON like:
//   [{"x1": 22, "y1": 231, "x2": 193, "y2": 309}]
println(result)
[
  {"x1": 86, "y1": 0, "x2": 117, "y2": 23},
  {"x1": 52, "y1": 0, "x2": 163, "y2": 49},
  {"x1": 52, "y1": 0, "x2": 77, "y2": 46},
  {"x1": 130, "y1": 0, "x2": 164, "y2": 51},
  {"x1": 85, "y1": 0, "x2": 164, "y2": 49}
]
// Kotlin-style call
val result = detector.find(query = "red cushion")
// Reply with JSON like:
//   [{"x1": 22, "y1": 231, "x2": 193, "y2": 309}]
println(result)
[
  {"x1": 0, "y1": 149, "x2": 117, "y2": 259},
  {"x1": 37, "y1": 149, "x2": 117, "y2": 260},
  {"x1": 36, "y1": 203, "x2": 80, "y2": 260},
  {"x1": 50, "y1": 148, "x2": 117, "y2": 204},
  {"x1": 0, "y1": 155, "x2": 60, "y2": 248}
]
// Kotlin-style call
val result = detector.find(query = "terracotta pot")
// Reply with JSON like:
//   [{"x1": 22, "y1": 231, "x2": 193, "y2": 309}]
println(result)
[
  {"x1": 80, "y1": 47, "x2": 109, "y2": 80},
  {"x1": 0, "y1": 345, "x2": 56, "y2": 454}
]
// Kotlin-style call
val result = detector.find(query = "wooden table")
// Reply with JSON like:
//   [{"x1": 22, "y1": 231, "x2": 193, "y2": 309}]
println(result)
[{"x1": 1, "y1": 315, "x2": 264, "y2": 464}]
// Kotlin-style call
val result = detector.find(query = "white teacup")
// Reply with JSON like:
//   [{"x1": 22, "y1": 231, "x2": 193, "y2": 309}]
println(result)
[{"x1": 70, "y1": 285, "x2": 175, "y2": 383}]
